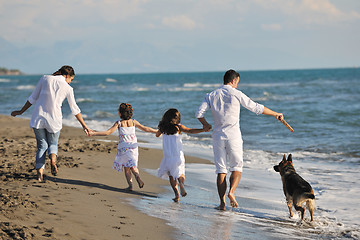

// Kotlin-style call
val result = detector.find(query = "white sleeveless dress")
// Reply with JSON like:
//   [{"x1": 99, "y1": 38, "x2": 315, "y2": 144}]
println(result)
[
  {"x1": 158, "y1": 133, "x2": 185, "y2": 179},
  {"x1": 112, "y1": 120, "x2": 139, "y2": 172}
]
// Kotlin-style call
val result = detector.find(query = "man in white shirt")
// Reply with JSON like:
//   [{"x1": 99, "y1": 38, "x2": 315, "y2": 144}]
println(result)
[{"x1": 196, "y1": 69, "x2": 283, "y2": 210}]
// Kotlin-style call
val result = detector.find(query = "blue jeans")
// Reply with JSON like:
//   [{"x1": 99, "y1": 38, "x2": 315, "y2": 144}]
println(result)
[{"x1": 33, "y1": 128, "x2": 60, "y2": 169}]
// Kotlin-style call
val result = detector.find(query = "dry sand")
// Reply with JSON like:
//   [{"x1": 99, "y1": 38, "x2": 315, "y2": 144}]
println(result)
[{"x1": 0, "y1": 115, "x2": 210, "y2": 240}]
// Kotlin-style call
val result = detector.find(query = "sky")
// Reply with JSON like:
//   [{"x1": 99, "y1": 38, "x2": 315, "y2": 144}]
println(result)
[{"x1": 0, "y1": 0, "x2": 359, "y2": 74}]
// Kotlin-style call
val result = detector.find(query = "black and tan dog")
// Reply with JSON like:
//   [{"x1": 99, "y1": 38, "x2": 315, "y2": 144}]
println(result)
[{"x1": 274, "y1": 154, "x2": 315, "y2": 221}]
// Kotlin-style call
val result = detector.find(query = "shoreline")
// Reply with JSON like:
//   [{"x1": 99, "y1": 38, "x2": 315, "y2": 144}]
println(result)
[{"x1": 0, "y1": 114, "x2": 211, "y2": 239}]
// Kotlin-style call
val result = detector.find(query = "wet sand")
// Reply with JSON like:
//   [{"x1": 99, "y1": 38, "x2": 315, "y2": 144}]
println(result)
[{"x1": 0, "y1": 115, "x2": 210, "y2": 239}]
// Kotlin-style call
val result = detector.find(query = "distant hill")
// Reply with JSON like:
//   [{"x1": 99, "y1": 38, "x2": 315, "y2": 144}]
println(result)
[{"x1": 0, "y1": 67, "x2": 23, "y2": 75}]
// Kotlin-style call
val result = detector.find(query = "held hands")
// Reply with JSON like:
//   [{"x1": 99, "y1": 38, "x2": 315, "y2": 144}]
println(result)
[
  {"x1": 202, "y1": 123, "x2": 212, "y2": 132},
  {"x1": 84, "y1": 127, "x2": 95, "y2": 136}
]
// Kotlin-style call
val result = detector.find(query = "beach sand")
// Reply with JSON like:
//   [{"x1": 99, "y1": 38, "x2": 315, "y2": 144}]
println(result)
[{"x1": 0, "y1": 115, "x2": 210, "y2": 240}]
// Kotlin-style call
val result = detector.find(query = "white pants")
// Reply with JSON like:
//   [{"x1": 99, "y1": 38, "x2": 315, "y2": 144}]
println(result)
[{"x1": 212, "y1": 137, "x2": 243, "y2": 174}]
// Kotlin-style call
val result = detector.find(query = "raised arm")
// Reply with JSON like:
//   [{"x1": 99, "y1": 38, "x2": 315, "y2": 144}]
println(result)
[
  {"x1": 89, "y1": 122, "x2": 119, "y2": 136},
  {"x1": 134, "y1": 120, "x2": 158, "y2": 133}
]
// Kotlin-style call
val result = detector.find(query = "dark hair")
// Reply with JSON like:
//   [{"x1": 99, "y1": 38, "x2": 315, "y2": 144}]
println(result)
[
  {"x1": 223, "y1": 69, "x2": 240, "y2": 84},
  {"x1": 53, "y1": 65, "x2": 75, "y2": 76},
  {"x1": 158, "y1": 108, "x2": 181, "y2": 135},
  {"x1": 118, "y1": 103, "x2": 133, "y2": 120}
]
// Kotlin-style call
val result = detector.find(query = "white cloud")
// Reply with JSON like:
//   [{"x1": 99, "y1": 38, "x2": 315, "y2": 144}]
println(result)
[
  {"x1": 162, "y1": 15, "x2": 197, "y2": 30},
  {"x1": 299, "y1": 0, "x2": 360, "y2": 24},
  {"x1": 254, "y1": 0, "x2": 360, "y2": 25}
]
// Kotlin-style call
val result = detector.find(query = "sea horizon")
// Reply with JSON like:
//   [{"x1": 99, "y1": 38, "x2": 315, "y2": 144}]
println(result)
[{"x1": 1, "y1": 66, "x2": 359, "y2": 77}]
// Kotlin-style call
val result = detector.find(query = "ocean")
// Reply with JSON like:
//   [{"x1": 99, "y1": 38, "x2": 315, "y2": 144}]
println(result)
[{"x1": 1, "y1": 68, "x2": 359, "y2": 239}]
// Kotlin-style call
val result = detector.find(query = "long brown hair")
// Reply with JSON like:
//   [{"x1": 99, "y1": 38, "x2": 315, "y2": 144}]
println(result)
[
  {"x1": 53, "y1": 65, "x2": 75, "y2": 76},
  {"x1": 158, "y1": 108, "x2": 181, "y2": 135}
]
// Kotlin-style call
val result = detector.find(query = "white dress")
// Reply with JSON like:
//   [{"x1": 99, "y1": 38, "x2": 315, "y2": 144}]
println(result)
[
  {"x1": 112, "y1": 120, "x2": 139, "y2": 172},
  {"x1": 158, "y1": 133, "x2": 185, "y2": 179}
]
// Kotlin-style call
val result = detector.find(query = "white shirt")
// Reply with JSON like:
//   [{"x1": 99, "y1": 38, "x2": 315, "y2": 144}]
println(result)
[
  {"x1": 28, "y1": 75, "x2": 81, "y2": 133},
  {"x1": 196, "y1": 85, "x2": 264, "y2": 140}
]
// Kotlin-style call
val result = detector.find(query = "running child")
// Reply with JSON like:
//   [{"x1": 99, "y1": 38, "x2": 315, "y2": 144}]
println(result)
[
  {"x1": 156, "y1": 108, "x2": 211, "y2": 202},
  {"x1": 89, "y1": 103, "x2": 157, "y2": 191}
]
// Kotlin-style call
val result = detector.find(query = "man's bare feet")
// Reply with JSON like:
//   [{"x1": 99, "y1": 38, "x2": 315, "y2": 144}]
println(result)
[
  {"x1": 215, "y1": 203, "x2": 226, "y2": 211},
  {"x1": 172, "y1": 196, "x2": 180, "y2": 202},
  {"x1": 125, "y1": 186, "x2": 133, "y2": 192},
  {"x1": 135, "y1": 176, "x2": 144, "y2": 188},
  {"x1": 228, "y1": 192, "x2": 239, "y2": 208},
  {"x1": 179, "y1": 183, "x2": 187, "y2": 197}
]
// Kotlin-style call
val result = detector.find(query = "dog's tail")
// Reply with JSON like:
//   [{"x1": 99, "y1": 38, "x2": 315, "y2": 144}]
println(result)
[{"x1": 305, "y1": 193, "x2": 315, "y2": 199}]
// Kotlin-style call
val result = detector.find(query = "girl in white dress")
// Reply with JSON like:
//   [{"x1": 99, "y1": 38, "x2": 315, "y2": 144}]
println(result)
[
  {"x1": 156, "y1": 108, "x2": 211, "y2": 202},
  {"x1": 89, "y1": 103, "x2": 157, "y2": 191}
]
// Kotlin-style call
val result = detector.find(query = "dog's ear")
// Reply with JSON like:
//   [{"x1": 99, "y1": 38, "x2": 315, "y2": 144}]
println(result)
[
  {"x1": 287, "y1": 154, "x2": 293, "y2": 162},
  {"x1": 282, "y1": 154, "x2": 286, "y2": 161}
]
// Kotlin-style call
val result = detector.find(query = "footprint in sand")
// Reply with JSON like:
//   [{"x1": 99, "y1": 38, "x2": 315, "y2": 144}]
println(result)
[
  {"x1": 89, "y1": 192, "x2": 100, "y2": 195},
  {"x1": 45, "y1": 228, "x2": 53, "y2": 233}
]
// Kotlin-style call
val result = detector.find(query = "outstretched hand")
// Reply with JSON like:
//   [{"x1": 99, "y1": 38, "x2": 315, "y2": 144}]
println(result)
[
  {"x1": 11, "y1": 110, "x2": 22, "y2": 117},
  {"x1": 11, "y1": 101, "x2": 32, "y2": 117},
  {"x1": 276, "y1": 113, "x2": 283, "y2": 121}
]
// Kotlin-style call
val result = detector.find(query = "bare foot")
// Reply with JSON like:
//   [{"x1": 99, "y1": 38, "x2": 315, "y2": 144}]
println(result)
[
  {"x1": 51, "y1": 160, "x2": 58, "y2": 176},
  {"x1": 125, "y1": 186, "x2": 133, "y2": 192},
  {"x1": 37, "y1": 174, "x2": 43, "y2": 182},
  {"x1": 179, "y1": 183, "x2": 187, "y2": 197},
  {"x1": 136, "y1": 176, "x2": 144, "y2": 188},
  {"x1": 37, "y1": 169, "x2": 44, "y2": 182},
  {"x1": 172, "y1": 196, "x2": 179, "y2": 203},
  {"x1": 228, "y1": 192, "x2": 239, "y2": 208},
  {"x1": 215, "y1": 203, "x2": 226, "y2": 211}
]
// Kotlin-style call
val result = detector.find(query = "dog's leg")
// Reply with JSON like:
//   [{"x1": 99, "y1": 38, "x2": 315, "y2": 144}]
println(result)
[
  {"x1": 286, "y1": 198, "x2": 294, "y2": 217},
  {"x1": 306, "y1": 199, "x2": 315, "y2": 221},
  {"x1": 294, "y1": 204, "x2": 305, "y2": 221}
]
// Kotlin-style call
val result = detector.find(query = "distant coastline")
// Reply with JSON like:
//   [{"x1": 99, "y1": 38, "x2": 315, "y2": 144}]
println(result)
[{"x1": 0, "y1": 67, "x2": 23, "y2": 75}]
